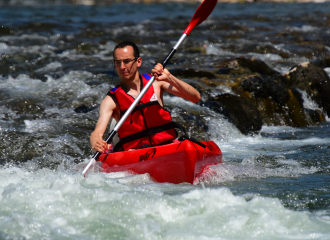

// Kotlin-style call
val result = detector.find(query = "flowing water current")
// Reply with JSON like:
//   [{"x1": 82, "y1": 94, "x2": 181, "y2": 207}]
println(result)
[{"x1": 1, "y1": 2, "x2": 330, "y2": 239}]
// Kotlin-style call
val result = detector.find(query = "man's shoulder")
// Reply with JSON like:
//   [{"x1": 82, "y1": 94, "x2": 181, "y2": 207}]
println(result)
[
  {"x1": 105, "y1": 92, "x2": 118, "y2": 104},
  {"x1": 108, "y1": 85, "x2": 121, "y2": 94}
]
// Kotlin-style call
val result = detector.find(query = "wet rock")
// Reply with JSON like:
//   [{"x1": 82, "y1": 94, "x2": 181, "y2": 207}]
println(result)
[
  {"x1": 208, "y1": 94, "x2": 262, "y2": 135},
  {"x1": 238, "y1": 75, "x2": 319, "y2": 127},
  {"x1": 0, "y1": 26, "x2": 11, "y2": 35},
  {"x1": 238, "y1": 76, "x2": 326, "y2": 127},
  {"x1": 170, "y1": 68, "x2": 216, "y2": 79},
  {"x1": 214, "y1": 58, "x2": 246, "y2": 75},
  {"x1": 304, "y1": 109, "x2": 325, "y2": 123},
  {"x1": 236, "y1": 57, "x2": 280, "y2": 76},
  {"x1": 74, "y1": 104, "x2": 98, "y2": 113},
  {"x1": 169, "y1": 107, "x2": 210, "y2": 140},
  {"x1": 203, "y1": 101, "x2": 232, "y2": 121},
  {"x1": 216, "y1": 68, "x2": 235, "y2": 74},
  {"x1": 240, "y1": 75, "x2": 289, "y2": 106},
  {"x1": 285, "y1": 89, "x2": 309, "y2": 127},
  {"x1": 281, "y1": 62, "x2": 330, "y2": 117},
  {"x1": 210, "y1": 57, "x2": 328, "y2": 128},
  {"x1": 312, "y1": 57, "x2": 330, "y2": 69},
  {"x1": 215, "y1": 57, "x2": 280, "y2": 76},
  {"x1": 5, "y1": 99, "x2": 45, "y2": 120}
]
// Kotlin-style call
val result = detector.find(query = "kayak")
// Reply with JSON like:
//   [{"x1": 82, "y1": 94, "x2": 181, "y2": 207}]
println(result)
[{"x1": 97, "y1": 139, "x2": 222, "y2": 184}]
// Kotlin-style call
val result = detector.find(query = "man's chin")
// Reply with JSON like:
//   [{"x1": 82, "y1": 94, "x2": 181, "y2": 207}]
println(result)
[{"x1": 121, "y1": 75, "x2": 131, "y2": 80}]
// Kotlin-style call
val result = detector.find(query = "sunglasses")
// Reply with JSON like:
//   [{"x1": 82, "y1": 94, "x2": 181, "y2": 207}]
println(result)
[{"x1": 113, "y1": 57, "x2": 138, "y2": 66}]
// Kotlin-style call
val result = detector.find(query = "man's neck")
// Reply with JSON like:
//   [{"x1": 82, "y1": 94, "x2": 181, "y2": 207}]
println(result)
[{"x1": 120, "y1": 72, "x2": 141, "y2": 95}]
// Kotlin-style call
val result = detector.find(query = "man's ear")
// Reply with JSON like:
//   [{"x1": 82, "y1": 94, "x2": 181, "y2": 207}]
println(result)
[{"x1": 136, "y1": 57, "x2": 142, "y2": 68}]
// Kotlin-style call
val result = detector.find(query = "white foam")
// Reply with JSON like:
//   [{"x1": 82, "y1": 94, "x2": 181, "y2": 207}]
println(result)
[
  {"x1": 24, "y1": 119, "x2": 51, "y2": 133},
  {"x1": 0, "y1": 161, "x2": 329, "y2": 239},
  {"x1": 325, "y1": 67, "x2": 330, "y2": 78},
  {"x1": 205, "y1": 44, "x2": 235, "y2": 56},
  {"x1": 34, "y1": 61, "x2": 62, "y2": 73},
  {"x1": 247, "y1": 52, "x2": 283, "y2": 61},
  {"x1": 291, "y1": 25, "x2": 319, "y2": 32}
]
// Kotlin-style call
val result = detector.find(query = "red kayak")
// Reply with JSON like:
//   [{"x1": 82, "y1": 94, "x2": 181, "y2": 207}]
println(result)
[{"x1": 97, "y1": 139, "x2": 222, "y2": 184}]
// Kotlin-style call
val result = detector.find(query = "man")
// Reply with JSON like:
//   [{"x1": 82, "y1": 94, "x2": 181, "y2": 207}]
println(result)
[{"x1": 90, "y1": 41, "x2": 201, "y2": 153}]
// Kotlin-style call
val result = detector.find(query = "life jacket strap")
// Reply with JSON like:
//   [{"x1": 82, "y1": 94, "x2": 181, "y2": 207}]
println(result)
[
  {"x1": 113, "y1": 122, "x2": 186, "y2": 152},
  {"x1": 121, "y1": 101, "x2": 159, "y2": 118},
  {"x1": 178, "y1": 135, "x2": 207, "y2": 148},
  {"x1": 120, "y1": 122, "x2": 185, "y2": 145}
]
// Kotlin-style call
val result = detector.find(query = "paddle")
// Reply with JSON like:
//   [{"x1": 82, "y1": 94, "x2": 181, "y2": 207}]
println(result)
[{"x1": 82, "y1": 0, "x2": 218, "y2": 176}]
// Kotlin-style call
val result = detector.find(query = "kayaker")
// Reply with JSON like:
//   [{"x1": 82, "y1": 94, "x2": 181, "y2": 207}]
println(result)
[{"x1": 90, "y1": 41, "x2": 201, "y2": 153}]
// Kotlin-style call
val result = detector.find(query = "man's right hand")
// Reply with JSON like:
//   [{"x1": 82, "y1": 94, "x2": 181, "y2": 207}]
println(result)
[{"x1": 92, "y1": 139, "x2": 111, "y2": 153}]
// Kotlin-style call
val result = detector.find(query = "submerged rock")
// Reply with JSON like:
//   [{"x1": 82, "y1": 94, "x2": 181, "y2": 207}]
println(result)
[
  {"x1": 240, "y1": 75, "x2": 289, "y2": 106},
  {"x1": 214, "y1": 57, "x2": 280, "y2": 76},
  {"x1": 208, "y1": 94, "x2": 262, "y2": 135},
  {"x1": 74, "y1": 104, "x2": 98, "y2": 113},
  {"x1": 236, "y1": 57, "x2": 280, "y2": 76},
  {"x1": 281, "y1": 62, "x2": 330, "y2": 117},
  {"x1": 170, "y1": 68, "x2": 216, "y2": 79},
  {"x1": 200, "y1": 57, "x2": 329, "y2": 134},
  {"x1": 170, "y1": 107, "x2": 210, "y2": 140}
]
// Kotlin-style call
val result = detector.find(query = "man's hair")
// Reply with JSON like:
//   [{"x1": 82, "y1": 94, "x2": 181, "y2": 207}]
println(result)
[{"x1": 113, "y1": 41, "x2": 140, "y2": 58}]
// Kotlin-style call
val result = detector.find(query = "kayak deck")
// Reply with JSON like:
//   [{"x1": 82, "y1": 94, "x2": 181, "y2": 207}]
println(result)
[{"x1": 97, "y1": 139, "x2": 222, "y2": 184}]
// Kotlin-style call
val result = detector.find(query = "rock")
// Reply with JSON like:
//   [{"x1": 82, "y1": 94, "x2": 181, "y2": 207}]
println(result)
[
  {"x1": 240, "y1": 75, "x2": 289, "y2": 106},
  {"x1": 304, "y1": 109, "x2": 325, "y2": 123},
  {"x1": 170, "y1": 68, "x2": 216, "y2": 79},
  {"x1": 203, "y1": 101, "x2": 232, "y2": 121},
  {"x1": 216, "y1": 68, "x2": 235, "y2": 74},
  {"x1": 214, "y1": 57, "x2": 280, "y2": 77},
  {"x1": 194, "y1": 58, "x2": 329, "y2": 130},
  {"x1": 281, "y1": 62, "x2": 330, "y2": 117},
  {"x1": 169, "y1": 107, "x2": 210, "y2": 140},
  {"x1": 285, "y1": 89, "x2": 309, "y2": 127},
  {"x1": 236, "y1": 57, "x2": 280, "y2": 76},
  {"x1": 6, "y1": 99, "x2": 45, "y2": 118},
  {"x1": 74, "y1": 104, "x2": 98, "y2": 113},
  {"x1": 209, "y1": 94, "x2": 262, "y2": 135},
  {"x1": 311, "y1": 57, "x2": 330, "y2": 69}
]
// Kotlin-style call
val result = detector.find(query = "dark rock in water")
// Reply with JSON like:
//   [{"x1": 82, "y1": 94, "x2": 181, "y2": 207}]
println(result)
[
  {"x1": 170, "y1": 68, "x2": 216, "y2": 79},
  {"x1": 281, "y1": 62, "x2": 330, "y2": 117},
  {"x1": 74, "y1": 104, "x2": 98, "y2": 113},
  {"x1": 238, "y1": 77, "x2": 316, "y2": 128},
  {"x1": 5, "y1": 99, "x2": 45, "y2": 120},
  {"x1": 216, "y1": 57, "x2": 280, "y2": 76},
  {"x1": 0, "y1": 26, "x2": 11, "y2": 35},
  {"x1": 312, "y1": 57, "x2": 330, "y2": 69},
  {"x1": 211, "y1": 57, "x2": 328, "y2": 129},
  {"x1": 236, "y1": 57, "x2": 280, "y2": 76},
  {"x1": 240, "y1": 75, "x2": 289, "y2": 106},
  {"x1": 216, "y1": 68, "x2": 235, "y2": 74},
  {"x1": 215, "y1": 59, "x2": 240, "y2": 69},
  {"x1": 209, "y1": 94, "x2": 262, "y2": 135},
  {"x1": 169, "y1": 107, "x2": 210, "y2": 140},
  {"x1": 304, "y1": 108, "x2": 325, "y2": 123},
  {"x1": 203, "y1": 101, "x2": 232, "y2": 121}
]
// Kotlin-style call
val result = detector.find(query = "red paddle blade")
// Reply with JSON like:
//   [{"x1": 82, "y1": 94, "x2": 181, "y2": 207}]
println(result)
[{"x1": 184, "y1": 0, "x2": 218, "y2": 35}]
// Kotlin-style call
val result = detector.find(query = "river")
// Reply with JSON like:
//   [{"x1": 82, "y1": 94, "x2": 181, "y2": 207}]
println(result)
[{"x1": 1, "y1": 1, "x2": 330, "y2": 239}]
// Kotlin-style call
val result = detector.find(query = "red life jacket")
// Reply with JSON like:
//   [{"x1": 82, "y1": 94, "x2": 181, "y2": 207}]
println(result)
[{"x1": 108, "y1": 74, "x2": 181, "y2": 151}]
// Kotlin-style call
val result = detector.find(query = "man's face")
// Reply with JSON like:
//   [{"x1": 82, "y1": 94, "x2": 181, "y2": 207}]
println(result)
[{"x1": 113, "y1": 46, "x2": 141, "y2": 81}]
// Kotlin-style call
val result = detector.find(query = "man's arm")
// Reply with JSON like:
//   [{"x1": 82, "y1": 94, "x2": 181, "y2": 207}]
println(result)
[
  {"x1": 90, "y1": 95, "x2": 117, "y2": 153},
  {"x1": 151, "y1": 63, "x2": 201, "y2": 103}
]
